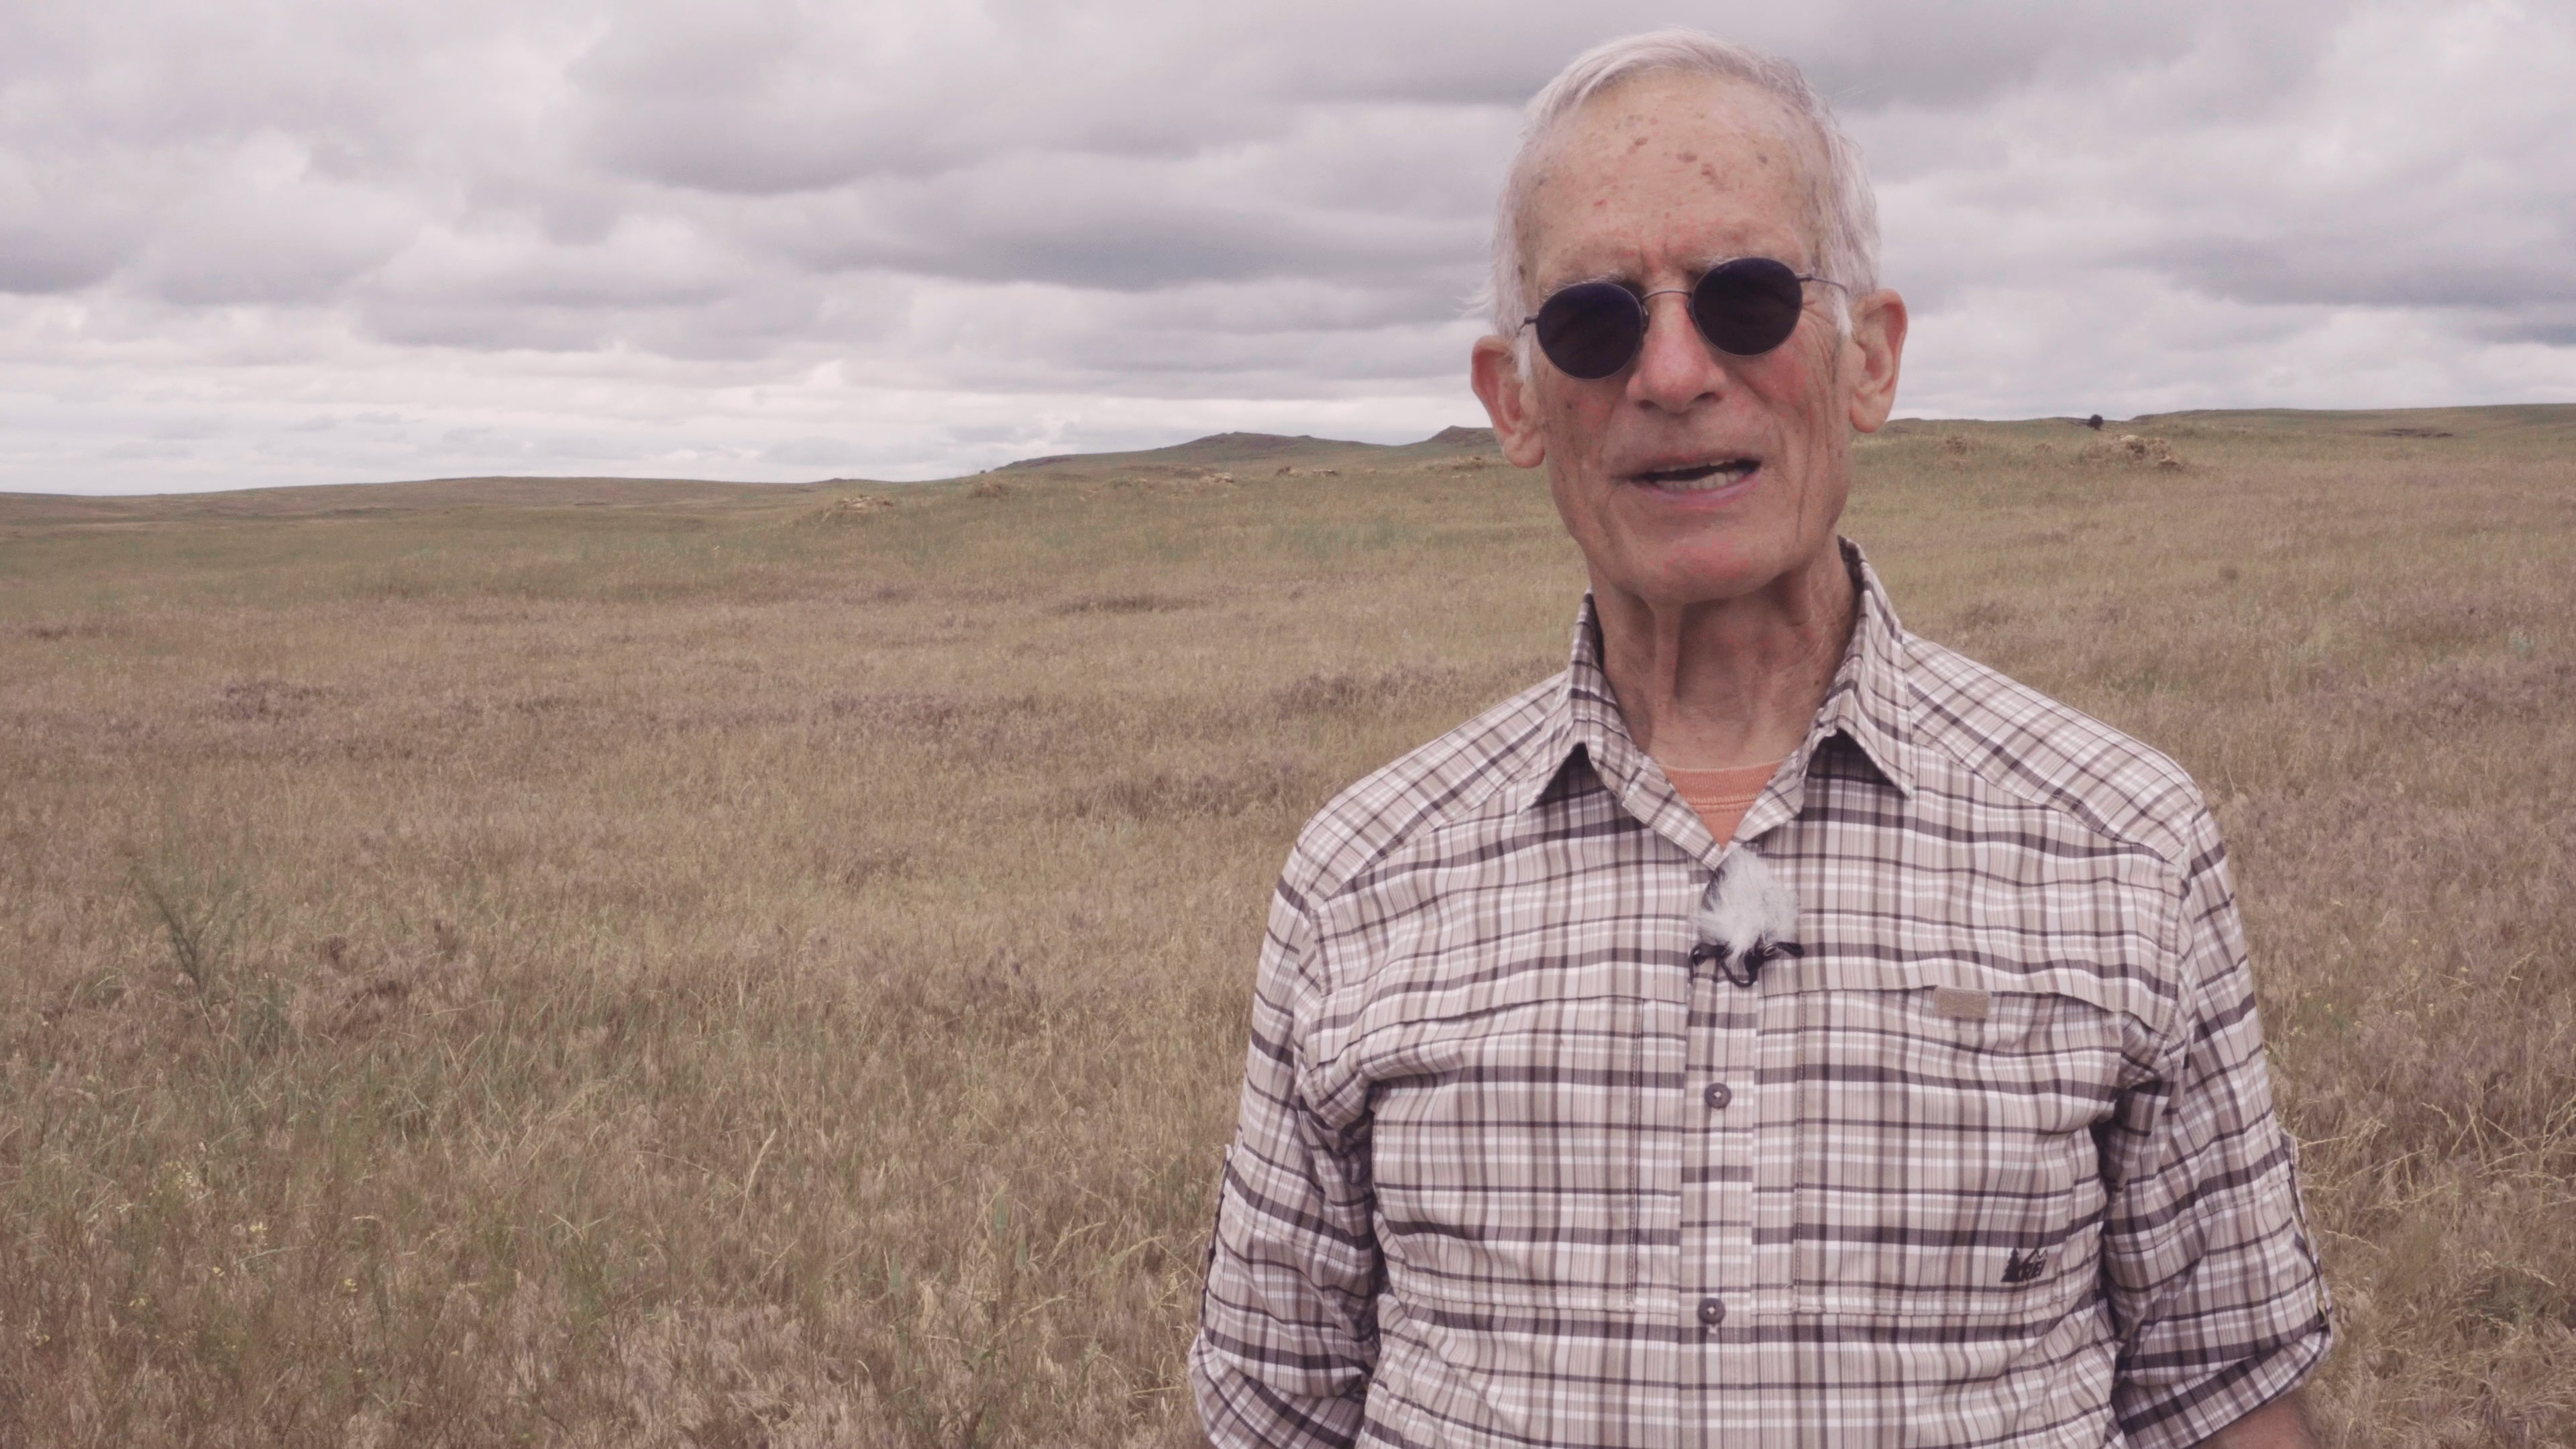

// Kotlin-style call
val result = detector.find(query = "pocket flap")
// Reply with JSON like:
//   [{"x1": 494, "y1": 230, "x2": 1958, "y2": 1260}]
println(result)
[{"x1": 1781, "y1": 948, "x2": 2173, "y2": 1039}]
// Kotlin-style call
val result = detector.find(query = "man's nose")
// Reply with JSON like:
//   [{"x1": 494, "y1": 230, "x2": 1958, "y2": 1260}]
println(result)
[{"x1": 1627, "y1": 291, "x2": 1728, "y2": 412}]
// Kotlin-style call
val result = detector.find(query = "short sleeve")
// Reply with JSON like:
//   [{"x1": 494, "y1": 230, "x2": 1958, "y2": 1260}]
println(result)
[{"x1": 2097, "y1": 808, "x2": 2332, "y2": 1449}]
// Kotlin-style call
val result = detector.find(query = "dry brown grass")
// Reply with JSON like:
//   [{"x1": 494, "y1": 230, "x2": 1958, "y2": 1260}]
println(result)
[{"x1": 2, "y1": 408, "x2": 2571, "y2": 1446}]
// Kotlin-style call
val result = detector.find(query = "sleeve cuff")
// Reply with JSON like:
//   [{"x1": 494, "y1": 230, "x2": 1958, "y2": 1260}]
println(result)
[{"x1": 2116, "y1": 1308, "x2": 2333, "y2": 1449}]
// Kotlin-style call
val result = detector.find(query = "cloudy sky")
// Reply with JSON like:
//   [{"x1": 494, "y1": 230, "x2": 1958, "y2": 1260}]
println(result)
[{"x1": 5, "y1": 0, "x2": 2570, "y2": 494}]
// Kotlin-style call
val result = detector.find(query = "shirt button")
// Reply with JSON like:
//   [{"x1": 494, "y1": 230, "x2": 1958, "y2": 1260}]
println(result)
[
  {"x1": 1703, "y1": 1081, "x2": 1733, "y2": 1110},
  {"x1": 1697, "y1": 1296, "x2": 1726, "y2": 1328}
]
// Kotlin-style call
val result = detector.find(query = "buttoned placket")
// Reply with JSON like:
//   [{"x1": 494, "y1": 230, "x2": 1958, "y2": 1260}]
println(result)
[
  {"x1": 1680, "y1": 902, "x2": 1762, "y2": 1427},
  {"x1": 1740, "y1": 780, "x2": 1819, "y2": 1447},
  {"x1": 1617, "y1": 712, "x2": 1847, "y2": 1449},
  {"x1": 1551, "y1": 564, "x2": 1917, "y2": 1448},
  {"x1": 1608, "y1": 749, "x2": 1811, "y2": 1448}
]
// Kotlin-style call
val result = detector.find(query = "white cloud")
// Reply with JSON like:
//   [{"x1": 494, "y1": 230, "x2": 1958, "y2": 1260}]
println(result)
[
  {"x1": 0, "y1": 0, "x2": 2569, "y2": 493},
  {"x1": 1854, "y1": 0, "x2": 2576, "y2": 417}
]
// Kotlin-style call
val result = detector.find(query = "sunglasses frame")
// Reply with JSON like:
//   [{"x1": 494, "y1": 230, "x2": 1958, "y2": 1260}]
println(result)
[{"x1": 1519, "y1": 257, "x2": 1847, "y2": 380}]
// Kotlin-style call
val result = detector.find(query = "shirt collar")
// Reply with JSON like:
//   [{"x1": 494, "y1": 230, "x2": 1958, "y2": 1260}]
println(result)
[
  {"x1": 1505, "y1": 537, "x2": 1919, "y2": 822},
  {"x1": 1808, "y1": 539, "x2": 1919, "y2": 800}
]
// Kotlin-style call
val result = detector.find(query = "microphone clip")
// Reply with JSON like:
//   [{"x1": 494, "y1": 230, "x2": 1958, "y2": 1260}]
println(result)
[
  {"x1": 1690, "y1": 848, "x2": 1803, "y2": 989},
  {"x1": 1688, "y1": 936, "x2": 1802, "y2": 987}
]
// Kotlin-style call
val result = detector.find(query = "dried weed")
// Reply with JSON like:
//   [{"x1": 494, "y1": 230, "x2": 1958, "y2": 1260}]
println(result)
[{"x1": 1, "y1": 425, "x2": 2569, "y2": 1444}]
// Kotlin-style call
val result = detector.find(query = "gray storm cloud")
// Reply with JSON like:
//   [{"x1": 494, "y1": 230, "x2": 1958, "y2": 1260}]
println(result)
[{"x1": 0, "y1": 0, "x2": 2569, "y2": 492}]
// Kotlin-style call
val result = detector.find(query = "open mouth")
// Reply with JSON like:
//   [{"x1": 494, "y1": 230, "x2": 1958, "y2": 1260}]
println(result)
[{"x1": 1633, "y1": 458, "x2": 1759, "y2": 490}]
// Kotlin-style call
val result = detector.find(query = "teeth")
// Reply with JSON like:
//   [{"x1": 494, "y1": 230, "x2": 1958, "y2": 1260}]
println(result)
[{"x1": 1640, "y1": 460, "x2": 1757, "y2": 489}]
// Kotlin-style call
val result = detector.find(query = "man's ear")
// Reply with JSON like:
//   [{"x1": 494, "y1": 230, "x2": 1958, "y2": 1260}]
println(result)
[
  {"x1": 1472, "y1": 335, "x2": 1548, "y2": 469},
  {"x1": 1843, "y1": 288, "x2": 1909, "y2": 435}
]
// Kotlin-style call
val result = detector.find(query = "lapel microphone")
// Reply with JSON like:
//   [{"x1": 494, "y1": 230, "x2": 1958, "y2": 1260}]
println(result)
[{"x1": 1690, "y1": 847, "x2": 1803, "y2": 987}]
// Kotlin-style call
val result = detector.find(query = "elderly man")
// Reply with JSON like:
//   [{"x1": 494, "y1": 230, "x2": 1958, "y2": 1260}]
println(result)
[{"x1": 1191, "y1": 29, "x2": 2331, "y2": 1449}]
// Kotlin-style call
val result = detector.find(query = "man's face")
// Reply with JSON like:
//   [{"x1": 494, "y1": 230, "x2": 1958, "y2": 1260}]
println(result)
[{"x1": 1472, "y1": 73, "x2": 1905, "y2": 611}]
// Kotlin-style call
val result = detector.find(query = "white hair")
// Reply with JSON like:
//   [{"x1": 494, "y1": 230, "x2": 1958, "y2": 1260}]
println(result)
[{"x1": 1483, "y1": 30, "x2": 1880, "y2": 363}]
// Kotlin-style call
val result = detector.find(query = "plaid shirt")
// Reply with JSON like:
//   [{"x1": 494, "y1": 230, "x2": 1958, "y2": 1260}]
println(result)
[{"x1": 1192, "y1": 543, "x2": 2330, "y2": 1449}]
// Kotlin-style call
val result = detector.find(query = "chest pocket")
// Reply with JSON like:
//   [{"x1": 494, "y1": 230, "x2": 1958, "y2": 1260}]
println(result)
[
  {"x1": 1357, "y1": 987, "x2": 1655, "y2": 1315},
  {"x1": 1784, "y1": 957, "x2": 2139, "y2": 1322}
]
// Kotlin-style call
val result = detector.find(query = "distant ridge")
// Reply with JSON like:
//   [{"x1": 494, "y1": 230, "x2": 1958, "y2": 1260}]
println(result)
[
  {"x1": 996, "y1": 427, "x2": 1499, "y2": 474},
  {"x1": 15, "y1": 405, "x2": 2561, "y2": 525},
  {"x1": 1883, "y1": 402, "x2": 2576, "y2": 440}
]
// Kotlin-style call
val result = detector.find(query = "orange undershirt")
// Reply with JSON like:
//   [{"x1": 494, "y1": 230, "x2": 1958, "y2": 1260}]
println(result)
[{"x1": 1661, "y1": 759, "x2": 1785, "y2": 844}]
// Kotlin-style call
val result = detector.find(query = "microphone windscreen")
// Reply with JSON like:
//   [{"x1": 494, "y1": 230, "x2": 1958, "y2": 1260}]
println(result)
[{"x1": 1694, "y1": 847, "x2": 1800, "y2": 965}]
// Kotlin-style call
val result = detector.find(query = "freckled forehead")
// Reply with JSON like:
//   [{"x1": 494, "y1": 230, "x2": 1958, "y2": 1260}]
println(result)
[{"x1": 1518, "y1": 74, "x2": 1820, "y2": 289}]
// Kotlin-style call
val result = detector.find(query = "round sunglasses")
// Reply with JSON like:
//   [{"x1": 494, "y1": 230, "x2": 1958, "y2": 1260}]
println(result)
[{"x1": 1521, "y1": 257, "x2": 1845, "y2": 380}]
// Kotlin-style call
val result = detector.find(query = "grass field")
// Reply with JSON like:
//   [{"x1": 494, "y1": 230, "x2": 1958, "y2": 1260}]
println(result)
[{"x1": 3, "y1": 407, "x2": 2571, "y2": 1446}]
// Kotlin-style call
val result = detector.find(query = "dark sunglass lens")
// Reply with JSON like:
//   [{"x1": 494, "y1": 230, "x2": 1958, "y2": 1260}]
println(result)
[
  {"x1": 1535, "y1": 282, "x2": 1645, "y2": 379},
  {"x1": 1693, "y1": 257, "x2": 1805, "y2": 356}
]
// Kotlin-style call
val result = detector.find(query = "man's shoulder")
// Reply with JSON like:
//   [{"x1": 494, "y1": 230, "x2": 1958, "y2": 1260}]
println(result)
[
  {"x1": 1900, "y1": 632, "x2": 2211, "y2": 869},
  {"x1": 1278, "y1": 673, "x2": 1566, "y2": 906}
]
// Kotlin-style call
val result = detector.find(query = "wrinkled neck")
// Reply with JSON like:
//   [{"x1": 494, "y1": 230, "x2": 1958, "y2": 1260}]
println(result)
[{"x1": 1593, "y1": 545, "x2": 1856, "y2": 771}]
